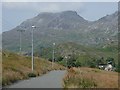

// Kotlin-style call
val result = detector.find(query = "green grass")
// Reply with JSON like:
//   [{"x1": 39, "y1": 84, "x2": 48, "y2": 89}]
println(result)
[{"x1": 2, "y1": 51, "x2": 65, "y2": 86}]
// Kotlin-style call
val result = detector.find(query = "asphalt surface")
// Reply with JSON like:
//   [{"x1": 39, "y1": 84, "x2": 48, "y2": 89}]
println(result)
[{"x1": 6, "y1": 70, "x2": 66, "y2": 88}]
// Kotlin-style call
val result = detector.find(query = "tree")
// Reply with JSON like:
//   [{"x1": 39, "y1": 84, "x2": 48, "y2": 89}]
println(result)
[
  {"x1": 106, "y1": 57, "x2": 115, "y2": 67},
  {"x1": 67, "y1": 54, "x2": 77, "y2": 67},
  {"x1": 56, "y1": 56, "x2": 64, "y2": 62},
  {"x1": 88, "y1": 58, "x2": 97, "y2": 68},
  {"x1": 96, "y1": 57, "x2": 105, "y2": 65},
  {"x1": 75, "y1": 60, "x2": 81, "y2": 67},
  {"x1": 115, "y1": 64, "x2": 120, "y2": 72}
]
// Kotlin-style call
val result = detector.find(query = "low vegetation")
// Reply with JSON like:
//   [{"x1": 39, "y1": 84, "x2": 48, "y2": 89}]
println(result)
[
  {"x1": 34, "y1": 42, "x2": 118, "y2": 71},
  {"x1": 2, "y1": 51, "x2": 65, "y2": 86},
  {"x1": 63, "y1": 67, "x2": 118, "y2": 88}
]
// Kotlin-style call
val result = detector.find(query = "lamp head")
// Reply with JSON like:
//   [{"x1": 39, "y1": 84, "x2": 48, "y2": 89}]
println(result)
[
  {"x1": 53, "y1": 43, "x2": 55, "y2": 45},
  {"x1": 32, "y1": 25, "x2": 35, "y2": 28}
]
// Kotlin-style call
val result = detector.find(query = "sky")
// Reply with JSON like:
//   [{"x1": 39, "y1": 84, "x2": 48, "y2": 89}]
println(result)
[{"x1": 2, "y1": 2, "x2": 118, "y2": 32}]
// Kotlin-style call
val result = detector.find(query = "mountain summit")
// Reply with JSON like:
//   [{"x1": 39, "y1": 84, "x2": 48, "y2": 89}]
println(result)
[{"x1": 18, "y1": 10, "x2": 88, "y2": 31}]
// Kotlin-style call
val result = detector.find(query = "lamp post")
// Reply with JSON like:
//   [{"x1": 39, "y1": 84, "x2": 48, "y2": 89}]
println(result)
[
  {"x1": 52, "y1": 43, "x2": 55, "y2": 68},
  {"x1": 17, "y1": 29, "x2": 25, "y2": 54},
  {"x1": 65, "y1": 56, "x2": 68, "y2": 69},
  {"x1": 31, "y1": 25, "x2": 35, "y2": 72}
]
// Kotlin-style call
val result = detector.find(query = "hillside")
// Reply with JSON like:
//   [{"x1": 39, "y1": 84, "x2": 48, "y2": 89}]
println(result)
[
  {"x1": 2, "y1": 11, "x2": 118, "y2": 52},
  {"x1": 34, "y1": 42, "x2": 118, "y2": 69},
  {"x1": 2, "y1": 51, "x2": 65, "y2": 86},
  {"x1": 63, "y1": 67, "x2": 118, "y2": 88}
]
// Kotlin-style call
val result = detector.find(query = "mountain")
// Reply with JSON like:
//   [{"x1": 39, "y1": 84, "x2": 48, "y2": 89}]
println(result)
[
  {"x1": 84, "y1": 11, "x2": 118, "y2": 45},
  {"x1": 2, "y1": 11, "x2": 118, "y2": 52}
]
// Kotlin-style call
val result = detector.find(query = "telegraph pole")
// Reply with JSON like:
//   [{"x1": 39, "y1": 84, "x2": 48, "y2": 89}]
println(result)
[
  {"x1": 52, "y1": 43, "x2": 55, "y2": 68},
  {"x1": 31, "y1": 25, "x2": 35, "y2": 72},
  {"x1": 17, "y1": 29, "x2": 25, "y2": 54}
]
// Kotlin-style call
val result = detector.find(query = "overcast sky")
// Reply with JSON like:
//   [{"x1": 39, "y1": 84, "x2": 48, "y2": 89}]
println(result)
[{"x1": 2, "y1": 2, "x2": 118, "y2": 32}]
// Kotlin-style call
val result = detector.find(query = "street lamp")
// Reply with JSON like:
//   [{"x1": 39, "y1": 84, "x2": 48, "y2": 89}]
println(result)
[
  {"x1": 31, "y1": 25, "x2": 36, "y2": 72},
  {"x1": 65, "y1": 56, "x2": 68, "y2": 69},
  {"x1": 52, "y1": 43, "x2": 55, "y2": 68},
  {"x1": 17, "y1": 29, "x2": 25, "y2": 54}
]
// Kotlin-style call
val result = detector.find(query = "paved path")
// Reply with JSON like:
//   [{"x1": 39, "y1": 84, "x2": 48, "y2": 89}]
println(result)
[{"x1": 7, "y1": 70, "x2": 66, "y2": 88}]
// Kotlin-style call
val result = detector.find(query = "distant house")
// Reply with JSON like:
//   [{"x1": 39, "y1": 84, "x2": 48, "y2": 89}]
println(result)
[
  {"x1": 104, "y1": 64, "x2": 113, "y2": 71},
  {"x1": 98, "y1": 64, "x2": 113, "y2": 71},
  {"x1": 98, "y1": 64, "x2": 107, "y2": 70}
]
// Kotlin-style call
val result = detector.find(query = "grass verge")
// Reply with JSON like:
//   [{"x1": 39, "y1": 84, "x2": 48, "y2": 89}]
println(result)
[
  {"x1": 63, "y1": 67, "x2": 118, "y2": 88},
  {"x1": 2, "y1": 51, "x2": 65, "y2": 86}
]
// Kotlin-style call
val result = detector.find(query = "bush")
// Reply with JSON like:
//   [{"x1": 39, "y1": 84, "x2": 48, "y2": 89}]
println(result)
[
  {"x1": 75, "y1": 60, "x2": 81, "y2": 67},
  {"x1": 115, "y1": 65, "x2": 120, "y2": 72},
  {"x1": 48, "y1": 58, "x2": 52, "y2": 62},
  {"x1": 56, "y1": 56, "x2": 64, "y2": 62},
  {"x1": 90, "y1": 64, "x2": 96, "y2": 68},
  {"x1": 58, "y1": 60, "x2": 66, "y2": 66},
  {"x1": 67, "y1": 54, "x2": 77, "y2": 67},
  {"x1": 79, "y1": 78, "x2": 97, "y2": 88},
  {"x1": 28, "y1": 73, "x2": 36, "y2": 77},
  {"x1": 89, "y1": 62, "x2": 96, "y2": 68}
]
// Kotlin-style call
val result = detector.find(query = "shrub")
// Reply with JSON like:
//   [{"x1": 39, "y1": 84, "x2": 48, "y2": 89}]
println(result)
[
  {"x1": 78, "y1": 78, "x2": 97, "y2": 88},
  {"x1": 28, "y1": 73, "x2": 36, "y2": 77},
  {"x1": 75, "y1": 60, "x2": 81, "y2": 67},
  {"x1": 89, "y1": 62, "x2": 96, "y2": 68},
  {"x1": 56, "y1": 56, "x2": 64, "y2": 62}
]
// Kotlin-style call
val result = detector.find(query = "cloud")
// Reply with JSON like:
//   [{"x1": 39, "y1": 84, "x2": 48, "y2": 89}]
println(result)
[
  {"x1": 3, "y1": 2, "x2": 84, "y2": 13},
  {"x1": 35, "y1": 3, "x2": 84, "y2": 12},
  {"x1": 3, "y1": 2, "x2": 30, "y2": 9}
]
